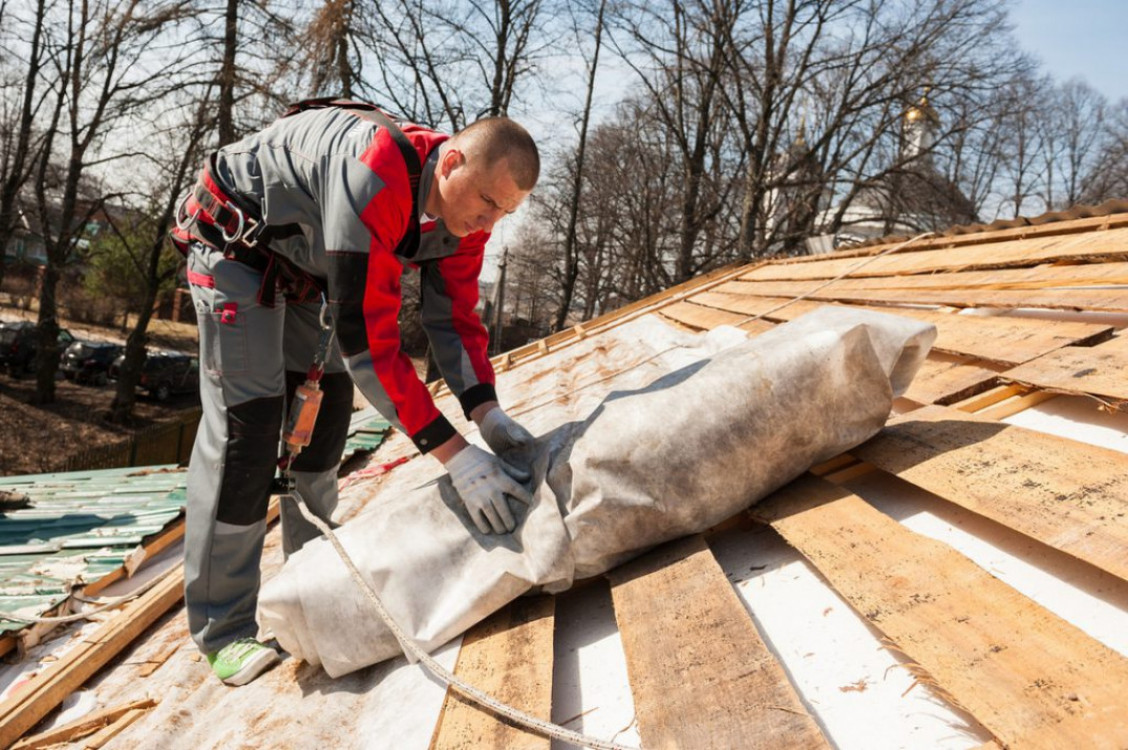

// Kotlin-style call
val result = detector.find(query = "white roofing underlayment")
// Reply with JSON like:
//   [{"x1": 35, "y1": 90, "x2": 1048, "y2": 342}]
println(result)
[{"x1": 4, "y1": 305, "x2": 1126, "y2": 749}]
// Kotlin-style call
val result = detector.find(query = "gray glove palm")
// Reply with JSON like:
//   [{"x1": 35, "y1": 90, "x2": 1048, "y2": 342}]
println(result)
[
  {"x1": 479, "y1": 408, "x2": 535, "y2": 466},
  {"x1": 445, "y1": 444, "x2": 533, "y2": 534}
]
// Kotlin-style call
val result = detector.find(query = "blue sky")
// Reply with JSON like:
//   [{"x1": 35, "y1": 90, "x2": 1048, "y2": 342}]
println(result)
[{"x1": 1009, "y1": 0, "x2": 1128, "y2": 101}]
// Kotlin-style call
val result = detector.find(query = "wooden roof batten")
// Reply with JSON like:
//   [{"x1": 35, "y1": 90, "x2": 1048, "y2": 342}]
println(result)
[{"x1": 5, "y1": 206, "x2": 1128, "y2": 749}]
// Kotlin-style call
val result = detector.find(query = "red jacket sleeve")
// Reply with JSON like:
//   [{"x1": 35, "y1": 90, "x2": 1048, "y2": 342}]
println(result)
[
  {"x1": 419, "y1": 230, "x2": 498, "y2": 418},
  {"x1": 325, "y1": 127, "x2": 456, "y2": 453}
]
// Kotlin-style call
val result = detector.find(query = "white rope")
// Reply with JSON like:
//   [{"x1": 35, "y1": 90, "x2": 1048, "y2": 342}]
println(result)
[{"x1": 284, "y1": 489, "x2": 638, "y2": 750}]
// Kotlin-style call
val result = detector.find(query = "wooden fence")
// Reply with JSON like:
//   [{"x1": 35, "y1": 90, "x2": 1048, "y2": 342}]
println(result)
[{"x1": 61, "y1": 409, "x2": 201, "y2": 473}]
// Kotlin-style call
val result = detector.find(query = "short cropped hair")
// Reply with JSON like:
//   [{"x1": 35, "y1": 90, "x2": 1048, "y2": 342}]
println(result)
[{"x1": 452, "y1": 117, "x2": 540, "y2": 191}]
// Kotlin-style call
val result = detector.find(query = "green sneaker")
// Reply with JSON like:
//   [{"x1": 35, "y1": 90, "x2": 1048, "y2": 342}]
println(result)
[{"x1": 206, "y1": 638, "x2": 280, "y2": 686}]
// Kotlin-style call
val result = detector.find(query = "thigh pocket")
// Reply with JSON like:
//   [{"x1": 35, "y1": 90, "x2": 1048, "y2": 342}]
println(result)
[{"x1": 190, "y1": 254, "x2": 252, "y2": 376}]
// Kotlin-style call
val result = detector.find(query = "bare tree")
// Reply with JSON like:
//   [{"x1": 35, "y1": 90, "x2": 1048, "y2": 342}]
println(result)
[
  {"x1": 29, "y1": 0, "x2": 195, "y2": 405},
  {"x1": 608, "y1": 0, "x2": 736, "y2": 282},
  {"x1": 106, "y1": 94, "x2": 214, "y2": 424},
  {"x1": 357, "y1": 0, "x2": 553, "y2": 129},
  {"x1": 725, "y1": 0, "x2": 1027, "y2": 253},
  {"x1": 1045, "y1": 79, "x2": 1107, "y2": 209},
  {"x1": 304, "y1": 0, "x2": 362, "y2": 97},
  {"x1": 552, "y1": 0, "x2": 606, "y2": 331},
  {"x1": 1080, "y1": 97, "x2": 1128, "y2": 205},
  {"x1": 0, "y1": 0, "x2": 50, "y2": 289}
]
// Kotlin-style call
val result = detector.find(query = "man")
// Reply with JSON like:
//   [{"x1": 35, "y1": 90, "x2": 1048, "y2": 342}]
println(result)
[{"x1": 173, "y1": 100, "x2": 539, "y2": 686}]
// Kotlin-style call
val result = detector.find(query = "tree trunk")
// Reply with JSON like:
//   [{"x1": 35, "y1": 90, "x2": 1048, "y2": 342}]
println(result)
[
  {"x1": 217, "y1": 0, "x2": 239, "y2": 147},
  {"x1": 552, "y1": 0, "x2": 605, "y2": 332},
  {"x1": 0, "y1": 0, "x2": 47, "y2": 289},
  {"x1": 31, "y1": 264, "x2": 60, "y2": 404}
]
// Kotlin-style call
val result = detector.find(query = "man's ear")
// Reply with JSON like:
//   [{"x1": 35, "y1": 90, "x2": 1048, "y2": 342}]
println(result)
[{"x1": 441, "y1": 147, "x2": 464, "y2": 178}]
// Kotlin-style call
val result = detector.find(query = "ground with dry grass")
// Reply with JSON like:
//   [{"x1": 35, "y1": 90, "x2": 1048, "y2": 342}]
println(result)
[{"x1": 0, "y1": 306, "x2": 200, "y2": 477}]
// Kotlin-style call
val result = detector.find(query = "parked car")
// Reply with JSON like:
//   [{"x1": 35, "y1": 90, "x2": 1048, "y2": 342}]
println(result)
[
  {"x1": 0, "y1": 320, "x2": 75, "y2": 376},
  {"x1": 60, "y1": 340, "x2": 124, "y2": 385},
  {"x1": 111, "y1": 349, "x2": 200, "y2": 401}
]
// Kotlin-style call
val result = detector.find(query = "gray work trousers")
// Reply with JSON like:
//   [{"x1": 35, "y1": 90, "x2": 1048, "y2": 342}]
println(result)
[{"x1": 184, "y1": 241, "x2": 354, "y2": 655}]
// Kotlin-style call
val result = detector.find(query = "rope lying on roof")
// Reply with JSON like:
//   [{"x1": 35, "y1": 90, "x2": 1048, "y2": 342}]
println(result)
[{"x1": 285, "y1": 489, "x2": 639, "y2": 750}]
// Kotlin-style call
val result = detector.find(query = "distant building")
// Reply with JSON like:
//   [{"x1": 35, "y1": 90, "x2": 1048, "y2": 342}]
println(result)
[
  {"x1": 2, "y1": 200, "x2": 47, "y2": 266},
  {"x1": 761, "y1": 121, "x2": 831, "y2": 254},
  {"x1": 807, "y1": 91, "x2": 978, "y2": 252}
]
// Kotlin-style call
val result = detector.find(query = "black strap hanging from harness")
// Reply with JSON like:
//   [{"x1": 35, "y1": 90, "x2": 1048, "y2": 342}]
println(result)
[
  {"x1": 173, "y1": 98, "x2": 427, "y2": 306},
  {"x1": 280, "y1": 98, "x2": 424, "y2": 259}
]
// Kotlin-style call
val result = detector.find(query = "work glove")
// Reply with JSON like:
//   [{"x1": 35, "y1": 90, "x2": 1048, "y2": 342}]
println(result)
[
  {"x1": 479, "y1": 408, "x2": 535, "y2": 468},
  {"x1": 445, "y1": 444, "x2": 534, "y2": 535}
]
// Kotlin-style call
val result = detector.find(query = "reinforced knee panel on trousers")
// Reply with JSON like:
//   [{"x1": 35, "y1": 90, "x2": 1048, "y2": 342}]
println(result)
[
  {"x1": 218, "y1": 395, "x2": 285, "y2": 526},
  {"x1": 285, "y1": 371, "x2": 353, "y2": 473}
]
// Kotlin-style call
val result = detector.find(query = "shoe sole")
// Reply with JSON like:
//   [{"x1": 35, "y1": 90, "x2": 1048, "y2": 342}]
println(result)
[{"x1": 221, "y1": 648, "x2": 281, "y2": 686}]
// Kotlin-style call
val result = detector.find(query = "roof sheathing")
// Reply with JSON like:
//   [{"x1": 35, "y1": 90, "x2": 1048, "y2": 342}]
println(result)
[{"x1": 4, "y1": 213, "x2": 1128, "y2": 748}]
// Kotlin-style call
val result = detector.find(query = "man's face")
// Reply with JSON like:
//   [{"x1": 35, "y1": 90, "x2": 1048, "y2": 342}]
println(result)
[{"x1": 434, "y1": 148, "x2": 530, "y2": 237}]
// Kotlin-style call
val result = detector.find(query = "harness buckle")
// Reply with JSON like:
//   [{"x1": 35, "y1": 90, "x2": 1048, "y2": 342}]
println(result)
[
  {"x1": 240, "y1": 216, "x2": 262, "y2": 247},
  {"x1": 174, "y1": 192, "x2": 201, "y2": 232},
  {"x1": 219, "y1": 200, "x2": 245, "y2": 243}
]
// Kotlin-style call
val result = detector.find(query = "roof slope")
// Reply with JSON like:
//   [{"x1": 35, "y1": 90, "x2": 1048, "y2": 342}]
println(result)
[{"x1": 3, "y1": 213, "x2": 1128, "y2": 749}]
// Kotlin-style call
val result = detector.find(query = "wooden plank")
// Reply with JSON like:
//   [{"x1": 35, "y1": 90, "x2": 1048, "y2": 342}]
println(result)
[
  {"x1": 658, "y1": 300, "x2": 774, "y2": 335},
  {"x1": 973, "y1": 390, "x2": 1057, "y2": 420},
  {"x1": 749, "y1": 258, "x2": 1128, "y2": 290},
  {"x1": 950, "y1": 384, "x2": 1029, "y2": 413},
  {"x1": 903, "y1": 356, "x2": 1001, "y2": 406},
  {"x1": 740, "y1": 227, "x2": 1128, "y2": 281},
  {"x1": 0, "y1": 566, "x2": 184, "y2": 748},
  {"x1": 607, "y1": 535, "x2": 827, "y2": 750},
  {"x1": 11, "y1": 698, "x2": 157, "y2": 750},
  {"x1": 693, "y1": 289, "x2": 1113, "y2": 365},
  {"x1": 764, "y1": 213, "x2": 1128, "y2": 262},
  {"x1": 1002, "y1": 334, "x2": 1128, "y2": 406},
  {"x1": 852, "y1": 404, "x2": 1128, "y2": 583},
  {"x1": 82, "y1": 706, "x2": 147, "y2": 748},
  {"x1": 718, "y1": 277, "x2": 1128, "y2": 313},
  {"x1": 753, "y1": 474, "x2": 1128, "y2": 748},
  {"x1": 430, "y1": 596, "x2": 555, "y2": 750}
]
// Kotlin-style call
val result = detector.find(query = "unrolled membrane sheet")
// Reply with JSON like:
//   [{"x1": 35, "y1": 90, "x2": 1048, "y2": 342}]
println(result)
[{"x1": 258, "y1": 307, "x2": 936, "y2": 677}]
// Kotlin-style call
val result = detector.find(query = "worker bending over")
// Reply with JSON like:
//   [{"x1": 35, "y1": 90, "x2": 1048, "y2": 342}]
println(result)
[{"x1": 172, "y1": 99, "x2": 539, "y2": 686}]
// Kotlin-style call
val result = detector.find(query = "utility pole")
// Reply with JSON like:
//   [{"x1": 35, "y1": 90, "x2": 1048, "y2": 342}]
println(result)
[{"x1": 491, "y1": 246, "x2": 508, "y2": 355}]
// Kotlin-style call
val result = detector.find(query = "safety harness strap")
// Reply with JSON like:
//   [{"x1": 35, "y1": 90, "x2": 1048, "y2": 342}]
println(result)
[{"x1": 172, "y1": 98, "x2": 427, "y2": 305}]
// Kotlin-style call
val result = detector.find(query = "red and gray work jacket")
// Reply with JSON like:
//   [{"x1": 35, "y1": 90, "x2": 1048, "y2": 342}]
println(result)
[{"x1": 199, "y1": 106, "x2": 496, "y2": 453}]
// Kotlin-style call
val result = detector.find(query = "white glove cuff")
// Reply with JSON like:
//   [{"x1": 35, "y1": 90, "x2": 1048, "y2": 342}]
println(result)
[{"x1": 445, "y1": 443, "x2": 485, "y2": 479}]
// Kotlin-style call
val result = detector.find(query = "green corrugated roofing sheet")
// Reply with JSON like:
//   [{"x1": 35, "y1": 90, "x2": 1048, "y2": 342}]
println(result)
[
  {"x1": 343, "y1": 412, "x2": 392, "y2": 455},
  {"x1": 0, "y1": 412, "x2": 391, "y2": 635},
  {"x1": 0, "y1": 465, "x2": 187, "y2": 633}
]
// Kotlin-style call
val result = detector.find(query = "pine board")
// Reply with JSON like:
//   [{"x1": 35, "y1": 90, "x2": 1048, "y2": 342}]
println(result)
[
  {"x1": 429, "y1": 596, "x2": 555, "y2": 750},
  {"x1": 851, "y1": 404, "x2": 1128, "y2": 582},
  {"x1": 740, "y1": 227, "x2": 1128, "y2": 281},
  {"x1": 607, "y1": 535, "x2": 828, "y2": 750},
  {"x1": 691, "y1": 290, "x2": 1112, "y2": 365},
  {"x1": 903, "y1": 356, "x2": 1001, "y2": 405},
  {"x1": 1002, "y1": 334, "x2": 1128, "y2": 405},
  {"x1": 0, "y1": 567, "x2": 184, "y2": 748},
  {"x1": 715, "y1": 279, "x2": 1128, "y2": 313},
  {"x1": 753, "y1": 475, "x2": 1128, "y2": 748},
  {"x1": 658, "y1": 300, "x2": 774, "y2": 335},
  {"x1": 746, "y1": 259, "x2": 1128, "y2": 290}
]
